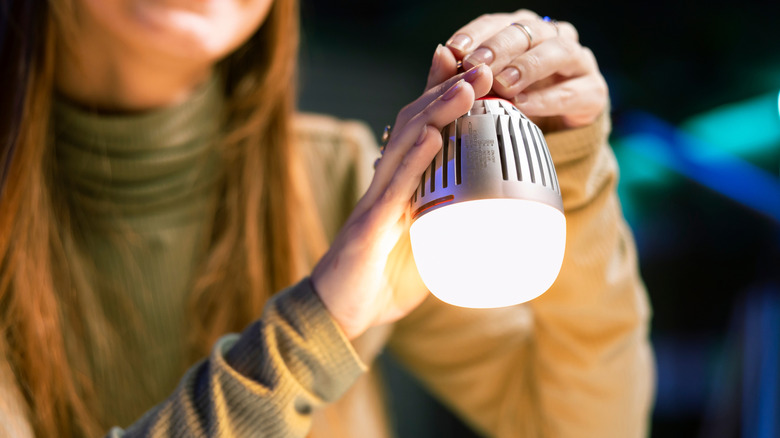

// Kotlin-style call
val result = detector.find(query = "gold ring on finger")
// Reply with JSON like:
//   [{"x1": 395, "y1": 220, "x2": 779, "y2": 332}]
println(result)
[{"x1": 510, "y1": 22, "x2": 534, "y2": 48}]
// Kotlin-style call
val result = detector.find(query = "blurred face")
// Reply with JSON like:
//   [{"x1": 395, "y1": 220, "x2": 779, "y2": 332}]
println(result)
[{"x1": 74, "y1": 0, "x2": 274, "y2": 64}]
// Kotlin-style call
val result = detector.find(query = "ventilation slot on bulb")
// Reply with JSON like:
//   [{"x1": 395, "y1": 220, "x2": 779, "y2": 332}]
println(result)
[
  {"x1": 494, "y1": 117, "x2": 509, "y2": 180},
  {"x1": 507, "y1": 117, "x2": 523, "y2": 182},
  {"x1": 429, "y1": 154, "x2": 436, "y2": 193},
  {"x1": 441, "y1": 128, "x2": 448, "y2": 189},
  {"x1": 518, "y1": 119, "x2": 536, "y2": 183},
  {"x1": 550, "y1": 150, "x2": 559, "y2": 193},
  {"x1": 455, "y1": 121, "x2": 462, "y2": 186},
  {"x1": 528, "y1": 121, "x2": 547, "y2": 187},
  {"x1": 537, "y1": 124, "x2": 556, "y2": 193}
]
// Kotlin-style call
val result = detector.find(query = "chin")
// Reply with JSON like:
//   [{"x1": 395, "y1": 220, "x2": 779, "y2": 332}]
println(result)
[
  {"x1": 134, "y1": 2, "x2": 263, "y2": 60},
  {"x1": 81, "y1": 0, "x2": 273, "y2": 63}
]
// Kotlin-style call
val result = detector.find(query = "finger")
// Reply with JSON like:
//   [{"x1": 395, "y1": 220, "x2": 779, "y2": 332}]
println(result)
[
  {"x1": 369, "y1": 124, "x2": 444, "y2": 224},
  {"x1": 395, "y1": 63, "x2": 491, "y2": 132},
  {"x1": 377, "y1": 79, "x2": 475, "y2": 191},
  {"x1": 390, "y1": 67, "x2": 492, "y2": 161},
  {"x1": 512, "y1": 75, "x2": 608, "y2": 127},
  {"x1": 492, "y1": 38, "x2": 595, "y2": 95},
  {"x1": 364, "y1": 77, "x2": 483, "y2": 211},
  {"x1": 552, "y1": 20, "x2": 579, "y2": 42},
  {"x1": 445, "y1": 10, "x2": 540, "y2": 58},
  {"x1": 461, "y1": 19, "x2": 560, "y2": 72},
  {"x1": 426, "y1": 44, "x2": 460, "y2": 91}
]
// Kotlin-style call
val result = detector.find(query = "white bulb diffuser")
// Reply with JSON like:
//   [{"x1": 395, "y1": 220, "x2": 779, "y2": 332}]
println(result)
[{"x1": 409, "y1": 97, "x2": 566, "y2": 308}]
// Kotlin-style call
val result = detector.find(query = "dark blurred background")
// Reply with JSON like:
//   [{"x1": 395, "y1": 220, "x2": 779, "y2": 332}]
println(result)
[{"x1": 297, "y1": 1, "x2": 780, "y2": 437}]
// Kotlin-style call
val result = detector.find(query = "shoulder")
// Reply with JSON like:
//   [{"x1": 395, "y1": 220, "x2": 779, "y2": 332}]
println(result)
[
  {"x1": 293, "y1": 112, "x2": 379, "y2": 162},
  {"x1": 292, "y1": 112, "x2": 379, "y2": 196},
  {"x1": 292, "y1": 113, "x2": 380, "y2": 239}
]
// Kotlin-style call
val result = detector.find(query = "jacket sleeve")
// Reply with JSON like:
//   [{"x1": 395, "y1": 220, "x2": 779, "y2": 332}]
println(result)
[
  {"x1": 108, "y1": 279, "x2": 366, "y2": 438},
  {"x1": 387, "y1": 112, "x2": 655, "y2": 437}
]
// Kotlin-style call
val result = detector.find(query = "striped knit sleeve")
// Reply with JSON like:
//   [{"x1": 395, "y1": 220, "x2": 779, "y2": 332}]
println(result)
[{"x1": 108, "y1": 278, "x2": 366, "y2": 438}]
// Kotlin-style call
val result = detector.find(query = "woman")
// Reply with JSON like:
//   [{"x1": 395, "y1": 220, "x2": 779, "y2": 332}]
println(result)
[{"x1": 0, "y1": 0, "x2": 653, "y2": 437}]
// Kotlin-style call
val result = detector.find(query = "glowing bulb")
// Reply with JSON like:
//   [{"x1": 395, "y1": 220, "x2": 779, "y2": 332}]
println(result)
[
  {"x1": 409, "y1": 98, "x2": 566, "y2": 308},
  {"x1": 410, "y1": 198, "x2": 565, "y2": 307}
]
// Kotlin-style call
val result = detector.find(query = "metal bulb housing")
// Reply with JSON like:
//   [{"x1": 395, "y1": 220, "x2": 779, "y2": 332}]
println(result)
[{"x1": 409, "y1": 98, "x2": 566, "y2": 308}]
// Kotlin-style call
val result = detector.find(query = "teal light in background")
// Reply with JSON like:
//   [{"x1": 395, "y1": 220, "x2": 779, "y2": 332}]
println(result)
[
  {"x1": 680, "y1": 91, "x2": 780, "y2": 169},
  {"x1": 613, "y1": 115, "x2": 780, "y2": 224},
  {"x1": 612, "y1": 134, "x2": 680, "y2": 227},
  {"x1": 612, "y1": 88, "x2": 780, "y2": 227}
]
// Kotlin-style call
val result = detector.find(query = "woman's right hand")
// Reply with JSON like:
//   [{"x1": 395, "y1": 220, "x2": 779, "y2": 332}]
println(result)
[{"x1": 311, "y1": 63, "x2": 493, "y2": 341}]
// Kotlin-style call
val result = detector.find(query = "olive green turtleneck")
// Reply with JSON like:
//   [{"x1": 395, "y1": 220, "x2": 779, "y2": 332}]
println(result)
[{"x1": 53, "y1": 76, "x2": 224, "y2": 427}]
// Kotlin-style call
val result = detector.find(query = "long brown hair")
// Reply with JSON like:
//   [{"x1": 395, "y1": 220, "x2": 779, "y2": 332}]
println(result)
[{"x1": 0, "y1": 0, "x2": 326, "y2": 436}]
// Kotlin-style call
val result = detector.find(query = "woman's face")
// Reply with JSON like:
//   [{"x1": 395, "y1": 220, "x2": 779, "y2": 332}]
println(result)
[{"x1": 74, "y1": 0, "x2": 274, "y2": 64}]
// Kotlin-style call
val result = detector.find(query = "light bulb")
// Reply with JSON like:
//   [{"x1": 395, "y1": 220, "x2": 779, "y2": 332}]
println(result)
[{"x1": 409, "y1": 98, "x2": 565, "y2": 308}]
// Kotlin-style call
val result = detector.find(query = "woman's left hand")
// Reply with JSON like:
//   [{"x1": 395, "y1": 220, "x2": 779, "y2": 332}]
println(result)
[{"x1": 426, "y1": 9, "x2": 608, "y2": 130}]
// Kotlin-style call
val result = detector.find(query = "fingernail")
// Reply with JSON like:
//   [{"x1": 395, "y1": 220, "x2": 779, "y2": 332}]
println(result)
[
  {"x1": 441, "y1": 80, "x2": 463, "y2": 101},
  {"x1": 464, "y1": 64, "x2": 483, "y2": 83},
  {"x1": 496, "y1": 67, "x2": 521, "y2": 88},
  {"x1": 463, "y1": 47, "x2": 494, "y2": 68},
  {"x1": 431, "y1": 44, "x2": 444, "y2": 72},
  {"x1": 514, "y1": 93, "x2": 528, "y2": 104},
  {"x1": 446, "y1": 34, "x2": 472, "y2": 52},
  {"x1": 415, "y1": 125, "x2": 429, "y2": 145}
]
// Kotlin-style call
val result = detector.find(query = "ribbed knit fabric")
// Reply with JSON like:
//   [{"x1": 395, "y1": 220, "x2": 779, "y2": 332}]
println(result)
[
  {"x1": 112, "y1": 279, "x2": 366, "y2": 437},
  {"x1": 54, "y1": 76, "x2": 223, "y2": 228},
  {"x1": 53, "y1": 76, "x2": 226, "y2": 427}
]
